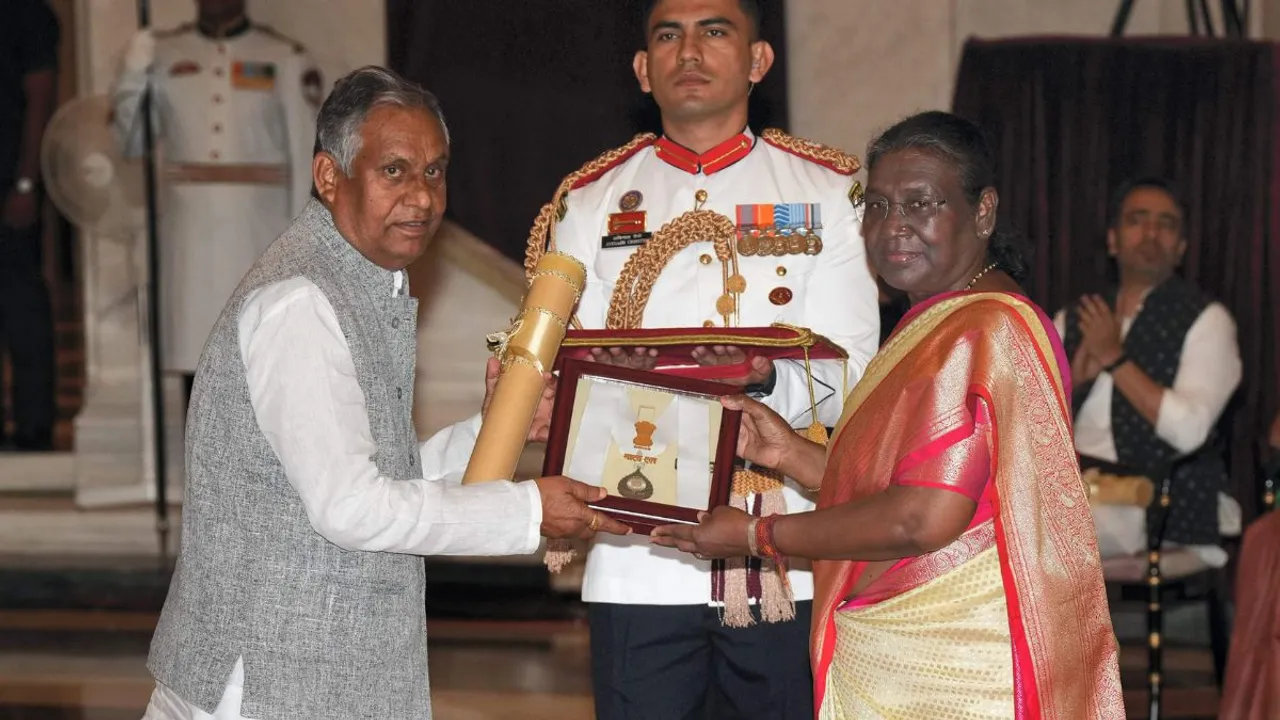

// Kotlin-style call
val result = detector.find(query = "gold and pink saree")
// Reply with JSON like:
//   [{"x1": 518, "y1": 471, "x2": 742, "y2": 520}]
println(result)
[{"x1": 811, "y1": 292, "x2": 1124, "y2": 719}]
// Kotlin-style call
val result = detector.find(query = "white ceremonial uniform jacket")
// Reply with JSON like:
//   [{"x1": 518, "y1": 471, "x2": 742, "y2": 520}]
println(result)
[
  {"x1": 112, "y1": 19, "x2": 320, "y2": 372},
  {"x1": 553, "y1": 128, "x2": 880, "y2": 605}
]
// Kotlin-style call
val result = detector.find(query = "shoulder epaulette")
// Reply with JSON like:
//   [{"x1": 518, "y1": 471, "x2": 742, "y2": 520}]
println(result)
[
  {"x1": 761, "y1": 128, "x2": 861, "y2": 176},
  {"x1": 569, "y1": 134, "x2": 657, "y2": 190},
  {"x1": 253, "y1": 23, "x2": 307, "y2": 53},
  {"x1": 153, "y1": 22, "x2": 193, "y2": 40},
  {"x1": 524, "y1": 133, "x2": 657, "y2": 280}
]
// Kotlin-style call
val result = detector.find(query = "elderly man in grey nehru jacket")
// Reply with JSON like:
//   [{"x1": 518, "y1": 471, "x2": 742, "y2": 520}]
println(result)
[{"x1": 141, "y1": 66, "x2": 629, "y2": 720}]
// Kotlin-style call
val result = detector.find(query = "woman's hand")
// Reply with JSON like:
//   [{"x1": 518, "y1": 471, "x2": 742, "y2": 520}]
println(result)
[
  {"x1": 649, "y1": 506, "x2": 754, "y2": 559},
  {"x1": 720, "y1": 394, "x2": 796, "y2": 469}
]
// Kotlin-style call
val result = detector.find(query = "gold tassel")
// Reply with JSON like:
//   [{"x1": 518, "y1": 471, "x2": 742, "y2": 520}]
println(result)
[
  {"x1": 722, "y1": 466, "x2": 793, "y2": 626},
  {"x1": 721, "y1": 490, "x2": 755, "y2": 628},
  {"x1": 806, "y1": 422, "x2": 829, "y2": 446},
  {"x1": 758, "y1": 487, "x2": 795, "y2": 624},
  {"x1": 543, "y1": 539, "x2": 576, "y2": 573}
]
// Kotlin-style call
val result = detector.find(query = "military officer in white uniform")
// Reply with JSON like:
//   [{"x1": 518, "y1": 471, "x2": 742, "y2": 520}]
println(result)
[
  {"x1": 527, "y1": 1, "x2": 879, "y2": 717},
  {"x1": 112, "y1": 0, "x2": 320, "y2": 390}
]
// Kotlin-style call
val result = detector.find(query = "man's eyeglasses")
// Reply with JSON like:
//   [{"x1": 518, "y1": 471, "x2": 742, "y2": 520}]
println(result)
[{"x1": 863, "y1": 198, "x2": 948, "y2": 225}]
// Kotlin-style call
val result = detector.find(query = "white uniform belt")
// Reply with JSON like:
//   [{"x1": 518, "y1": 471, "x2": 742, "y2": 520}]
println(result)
[{"x1": 165, "y1": 163, "x2": 289, "y2": 185}]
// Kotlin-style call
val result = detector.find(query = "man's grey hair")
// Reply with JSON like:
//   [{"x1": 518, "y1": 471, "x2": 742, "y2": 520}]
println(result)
[{"x1": 313, "y1": 66, "x2": 450, "y2": 175}]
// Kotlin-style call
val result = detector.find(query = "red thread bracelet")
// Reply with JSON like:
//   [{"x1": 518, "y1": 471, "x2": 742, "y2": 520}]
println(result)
[{"x1": 755, "y1": 514, "x2": 783, "y2": 560}]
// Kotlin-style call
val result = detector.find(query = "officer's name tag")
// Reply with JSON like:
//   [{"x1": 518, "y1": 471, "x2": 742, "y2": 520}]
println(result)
[{"x1": 601, "y1": 232, "x2": 651, "y2": 249}]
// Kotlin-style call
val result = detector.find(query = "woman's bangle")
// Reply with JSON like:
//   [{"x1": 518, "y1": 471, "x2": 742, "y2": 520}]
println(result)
[
  {"x1": 755, "y1": 514, "x2": 783, "y2": 561},
  {"x1": 746, "y1": 518, "x2": 760, "y2": 557}
]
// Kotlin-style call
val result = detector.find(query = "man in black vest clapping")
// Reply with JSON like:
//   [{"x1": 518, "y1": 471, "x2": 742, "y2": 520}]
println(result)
[{"x1": 1054, "y1": 177, "x2": 1241, "y2": 566}]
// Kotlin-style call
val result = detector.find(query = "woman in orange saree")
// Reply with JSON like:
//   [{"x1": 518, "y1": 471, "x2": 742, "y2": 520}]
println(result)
[{"x1": 652, "y1": 111, "x2": 1123, "y2": 718}]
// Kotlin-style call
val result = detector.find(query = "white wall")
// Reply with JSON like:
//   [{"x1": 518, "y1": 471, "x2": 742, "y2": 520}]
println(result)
[
  {"x1": 786, "y1": 0, "x2": 1263, "y2": 163},
  {"x1": 79, "y1": 0, "x2": 383, "y2": 96}
]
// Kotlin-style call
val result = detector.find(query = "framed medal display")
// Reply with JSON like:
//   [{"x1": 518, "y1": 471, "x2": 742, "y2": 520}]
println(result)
[{"x1": 543, "y1": 359, "x2": 741, "y2": 534}]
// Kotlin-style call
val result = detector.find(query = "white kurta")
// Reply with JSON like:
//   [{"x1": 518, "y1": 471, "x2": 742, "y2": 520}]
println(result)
[
  {"x1": 553, "y1": 129, "x2": 881, "y2": 606},
  {"x1": 112, "y1": 21, "x2": 320, "y2": 372}
]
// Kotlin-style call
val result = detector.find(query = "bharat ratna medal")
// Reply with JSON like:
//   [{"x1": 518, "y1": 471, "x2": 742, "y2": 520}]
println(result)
[
  {"x1": 621, "y1": 407, "x2": 657, "y2": 499},
  {"x1": 619, "y1": 466, "x2": 654, "y2": 500}
]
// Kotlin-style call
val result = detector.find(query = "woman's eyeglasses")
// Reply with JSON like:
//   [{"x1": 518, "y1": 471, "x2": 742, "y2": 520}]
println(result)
[{"x1": 863, "y1": 198, "x2": 948, "y2": 225}]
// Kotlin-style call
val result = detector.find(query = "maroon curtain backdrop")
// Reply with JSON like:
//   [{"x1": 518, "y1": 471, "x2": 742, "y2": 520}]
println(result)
[
  {"x1": 386, "y1": 1, "x2": 788, "y2": 264},
  {"x1": 953, "y1": 38, "x2": 1280, "y2": 520}
]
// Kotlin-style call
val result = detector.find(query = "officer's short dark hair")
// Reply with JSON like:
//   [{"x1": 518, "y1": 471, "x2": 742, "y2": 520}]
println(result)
[{"x1": 641, "y1": 0, "x2": 763, "y2": 44}]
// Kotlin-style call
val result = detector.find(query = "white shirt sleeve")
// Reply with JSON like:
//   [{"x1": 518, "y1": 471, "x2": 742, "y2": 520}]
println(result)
[
  {"x1": 1154, "y1": 302, "x2": 1241, "y2": 454},
  {"x1": 239, "y1": 277, "x2": 542, "y2": 557},
  {"x1": 417, "y1": 412, "x2": 484, "y2": 484},
  {"x1": 758, "y1": 193, "x2": 879, "y2": 427},
  {"x1": 1052, "y1": 308, "x2": 1067, "y2": 342}
]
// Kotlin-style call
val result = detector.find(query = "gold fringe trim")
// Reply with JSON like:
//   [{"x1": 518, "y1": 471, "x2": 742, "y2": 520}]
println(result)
[
  {"x1": 757, "y1": 488, "x2": 795, "y2": 624},
  {"x1": 723, "y1": 467, "x2": 795, "y2": 627},
  {"x1": 732, "y1": 466, "x2": 786, "y2": 496},
  {"x1": 544, "y1": 540, "x2": 576, "y2": 573},
  {"x1": 722, "y1": 492, "x2": 755, "y2": 628}
]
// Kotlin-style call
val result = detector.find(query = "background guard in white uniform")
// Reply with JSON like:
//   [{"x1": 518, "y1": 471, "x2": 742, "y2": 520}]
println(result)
[
  {"x1": 111, "y1": 0, "x2": 320, "y2": 397},
  {"x1": 532, "y1": 1, "x2": 879, "y2": 717}
]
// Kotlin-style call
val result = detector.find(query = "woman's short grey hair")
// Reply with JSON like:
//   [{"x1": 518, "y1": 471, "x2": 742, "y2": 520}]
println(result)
[{"x1": 313, "y1": 66, "x2": 450, "y2": 175}]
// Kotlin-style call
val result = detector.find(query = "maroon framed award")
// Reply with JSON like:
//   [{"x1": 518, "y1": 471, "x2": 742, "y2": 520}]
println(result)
[{"x1": 542, "y1": 359, "x2": 742, "y2": 534}]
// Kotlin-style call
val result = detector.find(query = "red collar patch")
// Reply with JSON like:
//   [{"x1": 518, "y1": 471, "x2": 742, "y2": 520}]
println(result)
[{"x1": 654, "y1": 131, "x2": 754, "y2": 176}]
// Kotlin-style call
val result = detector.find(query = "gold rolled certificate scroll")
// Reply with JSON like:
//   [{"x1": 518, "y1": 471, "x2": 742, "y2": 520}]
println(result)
[
  {"x1": 1081, "y1": 467, "x2": 1155, "y2": 508},
  {"x1": 462, "y1": 252, "x2": 585, "y2": 484}
]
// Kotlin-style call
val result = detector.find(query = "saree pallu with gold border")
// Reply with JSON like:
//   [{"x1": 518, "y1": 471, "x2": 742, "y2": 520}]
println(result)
[{"x1": 811, "y1": 292, "x2": 1124, "y2": 719}]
